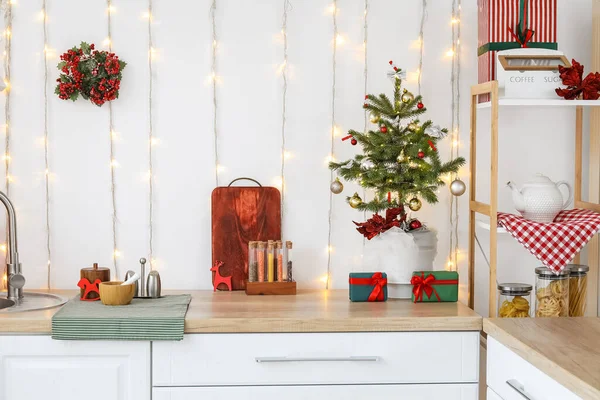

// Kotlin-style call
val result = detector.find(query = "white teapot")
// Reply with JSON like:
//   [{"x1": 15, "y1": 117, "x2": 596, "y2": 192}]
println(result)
[{"x1": 507, "y1": 174, "x2": 573, "y2": 223}]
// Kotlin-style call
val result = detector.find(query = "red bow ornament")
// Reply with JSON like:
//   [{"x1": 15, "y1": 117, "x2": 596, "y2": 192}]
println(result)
[
  {"x1": 354, "y1": 207, "x2": 406, "y2": 240},
  {"x1": 555, "y1": 59, "x2": 600, "y2": 100},
  {"x1": 410, "y1": 272, "x2": 441, "y2": 303},
  {"x1": 349, "y1": 272, "x2": 388, "y2": 302}
]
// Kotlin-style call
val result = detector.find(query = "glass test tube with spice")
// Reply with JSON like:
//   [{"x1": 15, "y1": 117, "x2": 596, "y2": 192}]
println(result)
[
  {"x1": 267, "y1": 241, "x2": 275, "y2": 282},
  {"x1": 276, "y1": 241, "x2": 284, "y2": 282},
  {"x1": 568, "y1": 264, "x2": 589, "y2": 317},
  {"x1": 286, "y1": 241, "x2": 293, "y2": 281},
  {"x1": 256, "y1": 241, "x2": 266, "y2": 282},
  {"x1": 248, "y1": 241, "x2": 258, "y2": 282}
]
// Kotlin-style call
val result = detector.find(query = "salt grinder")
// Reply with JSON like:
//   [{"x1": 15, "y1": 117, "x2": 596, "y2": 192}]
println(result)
[
  {"x1": 139, "y1": 258, "x2": 147, "y2": 297},
  {"x1": 146, "y1": 270, "x2": 162, "y2": 298}
]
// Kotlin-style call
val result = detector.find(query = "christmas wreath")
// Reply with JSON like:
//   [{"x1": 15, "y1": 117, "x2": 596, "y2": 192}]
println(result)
[{"x1": 55, "y1": 42, "x2": 126, "y2": 106}]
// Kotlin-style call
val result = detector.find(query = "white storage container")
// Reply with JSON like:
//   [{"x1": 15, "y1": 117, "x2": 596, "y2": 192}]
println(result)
[{"x1": 496, "y1": 48, "x2": 569, "y2": 99}]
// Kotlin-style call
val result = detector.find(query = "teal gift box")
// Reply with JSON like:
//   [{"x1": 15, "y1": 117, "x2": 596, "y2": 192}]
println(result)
[
  {"x1": 349, "y1": 272, "x2": 387, "y2": 302},
  {"x1": 410, "y1": 271, "x2": 459, "y2": 303}
]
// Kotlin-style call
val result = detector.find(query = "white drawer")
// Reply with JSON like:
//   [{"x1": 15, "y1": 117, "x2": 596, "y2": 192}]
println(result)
[
  {"x1": 487, "y1": 386, "x2": 504, "y2": 400},
  {"x1": 153, "y1": 332, "x2": 479, "y2": 386},
  {"x1": 153, "y1": 384, "x2": 479, "y2": 400},
  {"x1": 487, "y1": 337, "x2": 580, "y2": 400}
]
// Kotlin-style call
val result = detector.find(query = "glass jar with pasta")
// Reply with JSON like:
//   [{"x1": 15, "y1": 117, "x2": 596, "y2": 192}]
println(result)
[
  {"x1": 497, "y1": 283, "x2": 532, "y2": 318},
  {"x1": 535, "y1": 266, "x2": 569, "y2": 317},
  {"x1": 568, "y1": 264, "x2": 589, "y2": 317}
]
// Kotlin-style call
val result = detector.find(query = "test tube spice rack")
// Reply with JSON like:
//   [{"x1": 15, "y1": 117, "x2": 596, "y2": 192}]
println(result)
[{"x1": 246, "y1": 240, "x2": 296, "y2": 295}]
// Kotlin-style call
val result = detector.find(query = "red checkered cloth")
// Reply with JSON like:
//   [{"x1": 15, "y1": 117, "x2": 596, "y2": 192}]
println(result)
[{"x1": 497, "y1": 209, "x2": 600, "y2": 274}]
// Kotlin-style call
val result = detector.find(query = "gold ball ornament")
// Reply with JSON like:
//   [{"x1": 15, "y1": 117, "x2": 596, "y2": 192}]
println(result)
[
  {"x1": 408, "y1": 197, "x2": 422, "y2": 211},
  {"x1": 369, "y1": 113, "x2": 381, "y2": 124},
  {"x1": 408, "y1": 122, "x2": 418, "y2": 131},
  {"x1": 396, "y1": 150, "x2": 406, "y2": 163},
  {"x1": 330, "y1": 177, "x2": 344, "y2": 194},
  {"x1": 349, "y1": 192, "x2": 363, "y2": 209},
  {"x1": 401, "y1": 89, "x2": 415, "y2": 104},
  {"x1": 450, "y1": 179, "x2": 466, "y2": 196}
]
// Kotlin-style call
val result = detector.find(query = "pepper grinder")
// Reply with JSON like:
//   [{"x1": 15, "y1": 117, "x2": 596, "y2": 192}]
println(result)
[{"x1": 139, "y1": 258, "x2": 147, "y2": 297}]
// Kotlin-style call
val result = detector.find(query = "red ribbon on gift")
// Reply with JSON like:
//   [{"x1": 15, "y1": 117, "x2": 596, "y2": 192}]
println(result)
[
  {"x1": 349, "y1": 272, "x2": 388, "y2": 301},
  {"x1": 410, "y1": 272, "x2": 458, "y2": 303},
  {"x1": 507, "y1": 2, "x2": 535, "y2": 48}
]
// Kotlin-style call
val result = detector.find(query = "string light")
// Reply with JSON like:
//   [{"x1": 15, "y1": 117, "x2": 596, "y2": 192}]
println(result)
[
  {"x1": 325, "y1": 0, "x2": 338, "y2": 290},
  {"x1": 210, "y1": 0, "x2": 220, "y2": 187},
  {"x1": 279, "y1": 0, "x2": 291, "y2": 238},
  {"x1": 417, "y1": 0, "x2": 427, "y2": 95},
  {"x1": 361, "y1": 0, "x2": 369, "y2": 245},
  {"x1": 448, "y1": 0, "x2": 462, "y2": 272},
  {"x1": 445, "y1": 48, "x2": 455, "y2": 57},
  {"x1": 147, "y1": 0, "x2": 155, "y2": 269},
  {"x1": 107, "y1": 0, "x2": 119, "y2": 277}
]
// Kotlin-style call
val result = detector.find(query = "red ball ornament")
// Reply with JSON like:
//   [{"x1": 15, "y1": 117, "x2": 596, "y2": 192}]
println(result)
[
  {"x1": 418, "y1": 151, "x2": 425, "y2": 158},
  {"x1": 409, "y1": 220, "x2": 422, "y2": 230},
  {"x1": 364, "y1": 95, "x2": 369, "y2": 100},
  {"x1": 394, "y1": 67, "x2": 398, "y2": 71},
  {"x1": 363, "y1": 103, "x2": 368, "y2": 108},
  {"x1": 389, "y1": 60, "x2": 393, "y2": 65},
  {"x1": 351, "y1": 138, "x2": 358, "y2": 146},
  {"x1": 380, "y1": 126, "x2": 388, "y2": 133},
  {"x1": 417, "y1": 102, "x2": 424, "y2": 109}
]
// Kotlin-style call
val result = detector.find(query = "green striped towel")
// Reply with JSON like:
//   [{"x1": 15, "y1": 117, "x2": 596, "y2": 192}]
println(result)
[{"x1": 52, "y1": 294, "x2": 191, "y2": 341}]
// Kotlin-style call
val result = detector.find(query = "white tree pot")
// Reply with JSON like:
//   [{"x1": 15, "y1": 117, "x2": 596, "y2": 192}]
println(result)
[{"x1": 360, "y1": 227, "x2": 438, "y2": 299}]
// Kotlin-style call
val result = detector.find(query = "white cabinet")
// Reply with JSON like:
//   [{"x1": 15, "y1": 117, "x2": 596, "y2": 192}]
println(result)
[
  {"x1": 487, "y1": 387, "x2": 503, "y2": 400},
  {"x1": 487, "y1": 337, "x2": 580, "y2": 400},
  {"x1": 0, "y1": 336, "x2": 150, "y2": 400},
  {"x1": 153, "y1": 331, "x2": 480, "y2": 386},
  {"x1": 153, "y1": 384, "x2": 479, "y2": 400}
]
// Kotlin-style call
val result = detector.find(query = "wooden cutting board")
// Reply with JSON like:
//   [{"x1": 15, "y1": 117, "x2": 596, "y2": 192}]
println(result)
[{"x1": 211, "y1": 178, "x2": 281, "y2": 290}]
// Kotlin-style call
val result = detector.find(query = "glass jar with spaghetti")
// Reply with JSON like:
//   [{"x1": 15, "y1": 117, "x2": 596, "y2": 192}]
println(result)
[
  {"x1": 535, "y1": 266, "x2": 569, "y2": 318},
  {"x1": 568, "y1": 264, "x2": 589, "y2": 317},
  {"x1": 497, "y1": 283, "x2": 532, "y2": 318}
]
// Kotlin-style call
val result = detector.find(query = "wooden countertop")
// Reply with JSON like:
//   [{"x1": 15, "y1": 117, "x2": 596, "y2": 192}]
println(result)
[
  {"x1": 484, "y1": 318, "x2": 600, "y2": 400},
  {"x1": 0, "y1": 289, "x2": 481, "y2": 334}
]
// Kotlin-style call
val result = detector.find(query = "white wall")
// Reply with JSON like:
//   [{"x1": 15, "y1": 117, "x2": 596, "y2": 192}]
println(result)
[{"x1": 0, "y1": 0, "x2": 593, "y2": 309}]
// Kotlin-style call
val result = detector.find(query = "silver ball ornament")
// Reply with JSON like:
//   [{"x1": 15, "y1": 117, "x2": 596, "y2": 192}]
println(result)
[
  {"x1": 330, "y1": 178, "x2": 344, "y2": 194},
  {"x1": 450, "y1": 179, "x2": 466, "y2": 196}
]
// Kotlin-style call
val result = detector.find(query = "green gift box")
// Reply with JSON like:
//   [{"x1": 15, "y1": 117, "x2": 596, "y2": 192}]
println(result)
[
  {"x1": 349, "y1": 272, "x2": 387, "y2": 302},
  {"x1": 410, "y1": 271, "x2": 458, "y2": 303}
]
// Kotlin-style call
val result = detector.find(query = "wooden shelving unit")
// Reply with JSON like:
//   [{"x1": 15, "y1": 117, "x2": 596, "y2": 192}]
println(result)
[{"x1": 468, "y1": 81, "x2": 600, "y2": 317}]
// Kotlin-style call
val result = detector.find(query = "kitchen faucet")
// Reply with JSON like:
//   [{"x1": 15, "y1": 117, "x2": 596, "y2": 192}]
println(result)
[{"x1": 0, "y1": 190, "x2": 24, "y2": 301}]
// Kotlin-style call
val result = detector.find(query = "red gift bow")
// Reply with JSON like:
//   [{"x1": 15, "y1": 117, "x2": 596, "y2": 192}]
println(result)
[
  {"x1": 507, "y1": 3, "x2": 535, "y2": 48},
  {"x1": 410, "y1": 272, "x2": 458, "y2": 303},
  {"x1": 349, "y1": 272, "x2": 388, "y2": 301}
]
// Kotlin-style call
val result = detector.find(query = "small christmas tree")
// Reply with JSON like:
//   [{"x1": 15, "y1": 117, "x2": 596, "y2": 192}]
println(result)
[{"x1": 329, "y1": 61, "x2": 465, "y2": 231}]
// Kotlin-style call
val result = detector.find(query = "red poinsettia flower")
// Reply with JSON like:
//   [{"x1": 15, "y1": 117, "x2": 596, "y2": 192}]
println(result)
[
  {"x1": 556, "y1": 59, "x2": 600, "y2": 100},
  {"x1": 354, "y1": 207, "x2": 407, "y2": 240}
]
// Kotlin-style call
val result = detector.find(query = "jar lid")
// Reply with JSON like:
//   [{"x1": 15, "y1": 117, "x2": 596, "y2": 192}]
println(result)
[
  {"x1": 497, "y1": 283, "x2": 532, "y2": 294},
  {"x1": 535, "y1": 266, "x2": 570, "y2": 277},
  {"x1": 568, "y1": 264, "x2": 589, "y2": 273}
]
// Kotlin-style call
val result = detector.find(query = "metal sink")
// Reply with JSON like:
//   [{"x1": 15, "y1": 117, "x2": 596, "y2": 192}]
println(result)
[
  {"x1": 0, "y1": 298, "x2": 14, "y2": 310},
  {"x1": 0, "y1": 292, "x2": 67, "y2": 313}
]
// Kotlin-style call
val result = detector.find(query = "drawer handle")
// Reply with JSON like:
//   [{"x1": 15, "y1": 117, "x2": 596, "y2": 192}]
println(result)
[
  {"x1": 255, "y1": 356, "x2": 380, "y2": 363},
  {"x1": 507, "y1": 379, "x2": 536, "y2": 400}
]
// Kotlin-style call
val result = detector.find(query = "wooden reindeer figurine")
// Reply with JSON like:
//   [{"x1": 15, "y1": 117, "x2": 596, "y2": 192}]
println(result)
[{"x1": 211, "y1": 260, "x2": 232, "y2": 292}]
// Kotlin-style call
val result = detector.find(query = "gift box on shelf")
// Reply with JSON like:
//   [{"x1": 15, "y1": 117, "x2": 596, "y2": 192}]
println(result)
[
  {"x1": 349, "y1": 272, "x2": 388, "y2": 302},
  {"x1": 478, "y1": 0, "x2": 558, "y2": 102},
  {"x1": 410, "y1": 271, "x2": 459, "y2": 303}
]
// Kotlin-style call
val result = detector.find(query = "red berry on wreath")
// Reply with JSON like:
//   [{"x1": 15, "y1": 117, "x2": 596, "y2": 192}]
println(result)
[
  {"x1": 409, "y1": 219, "x2": 422, "y2": 230},
  {"x1": 417, "y1": 102, "x2": 424, "y2": 109},
  {"x1": 418, "y1": 151, "x2": 425, "y2": 158},
  {"x1": 380, "y1": 126, "x2": 388, "y2": 133},
  {"x1": 351, "y1": 138, "x2": 358, "y2": 146}
]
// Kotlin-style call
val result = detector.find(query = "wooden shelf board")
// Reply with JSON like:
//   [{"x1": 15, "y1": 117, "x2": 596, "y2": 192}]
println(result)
[
  {"x1": 476, "y1": 219, "x2": 507, "y2": 234},
  {"x1": 477, "y1": 98, "x2": 600, "y2": 109}
]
